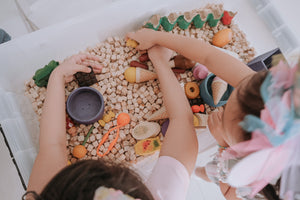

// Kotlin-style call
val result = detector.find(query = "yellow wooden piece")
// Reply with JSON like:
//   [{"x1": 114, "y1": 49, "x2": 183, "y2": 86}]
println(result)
[
  {"x1": 103, "y1": 114, "x2": 112, "y2": 123},
  {"x1": 108, "y1": 110, "x2": 115, "y2": 118},
  {"x1": 126, "y1": 39, "x2": 138, "y2": 48},
  {"x1": 98, "y1": 119, "x2": 106, "y2": 127}
]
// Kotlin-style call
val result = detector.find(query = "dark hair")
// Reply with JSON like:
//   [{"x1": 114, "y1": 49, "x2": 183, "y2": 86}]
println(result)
[
  {"x1": 236, "y1": 71, "x2": 268, "y2": 140},
  {"x1": 23, "y1": 159, "x2": 154, "y2": 200},
  {"x1": 236, "y1": 71, "x2": 280, "y2": 200}
]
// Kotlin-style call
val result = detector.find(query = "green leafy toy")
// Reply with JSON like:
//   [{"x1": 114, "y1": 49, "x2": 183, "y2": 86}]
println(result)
[{"x1": 33, "y1": 60, "x2": 59, "y2": 87}]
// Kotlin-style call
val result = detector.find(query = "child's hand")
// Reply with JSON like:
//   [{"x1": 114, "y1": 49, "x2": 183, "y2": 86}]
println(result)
[
  {"x1": 148, "y1": 45, "x2": 173, "y2": 65},
  {"x1": 54, "y1": 53, "x2": 102, "y2": 83},
  {"x1": 207, "y1": 107, "x2": 228, "y2": 147},
  {"x1": 126, "y1": 28, "x2": 158, "y2": 50}
]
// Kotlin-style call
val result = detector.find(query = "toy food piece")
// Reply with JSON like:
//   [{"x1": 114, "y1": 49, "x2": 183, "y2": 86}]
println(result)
[
  {"x1": 75, "y1": 66, "x2": 98, "y2": 87},
  {"x1": 172, "y1": 55, "x2": 196, "y2": 70},
  {"x1": 193, "y1": 115, "x2": 200, "y2": 127},
  {"x1": 108, "y1": 111, "x2": 115, "y2": 118},
  {"x1": 193, "y1": 63, "x2": 209, "y2": 80},
  {"x1": 98, "y1": 119, "x2": 105, "y2": 127},
  {"x1": 134, "y1": 136, "x2": 161, "y2": 156},
  {"x1": 147, "y1": 106, "x2": 168, "y2": 121},
  {"x1": 144, "y1": 4, "x2": 225, "y2": 31},
  {"x1": 139, "y1": 53, "x2": 150, "y2": 62},
  {"x1": 124, "y1": 67, "x2": 158, "y2": 83},
  {"x1": 117, "y1": 113, "x2": 130, "y2": 126},
  {"x1": 221, "y1": 11, "x2": 236, "y2": 25},
  {"x1": 126, "y1": 39, "x2": 139, "y2": 48},
  {"x1": 72, "y1": 125, "x2": 95, "y2": 159},
  {"x1": 191, "y1": 104, "x2": 205, "y2": 113},
  {"x1": 130, "y1": 61, "x2": 148, "y2": 70},
  {"x1": 73, "y1": 145, "x2": 87, "y2": 159},
  {"x1": 211, "y1": 77, "x2": 228, "y2": 105},
  {"x1": 194, "y1": 113, "x2": 208, "y2": 128},
  {"x1": 124, "y1": 67, "x2": 136, "y2": 83},
  {"x1": 33, "y1": 60, "x2": 59, "y2": 87},
  {"x1": 212, "y1": 28, "x2": 232, "y2": 48},
  {"x1": 102, "y1": 114, "x2": 112, "y2": 123},
  {"x1": 161, "y1": 119, "x2": 169, "y2": 137},
  {"x1": 185, "y1": 82, "x2": 200, "y2": 99},
  {"x1": 132, "y1": 121, "x2": 161, "y2": 140}
]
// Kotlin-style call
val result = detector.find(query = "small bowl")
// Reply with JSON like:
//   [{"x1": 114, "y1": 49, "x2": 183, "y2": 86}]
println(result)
[
  {"x1": 199, "y1": 73, "x2": 234, "y2": 107},
  {"x1": 66, "y1": 87, "x2": 105, "y2": 124}
]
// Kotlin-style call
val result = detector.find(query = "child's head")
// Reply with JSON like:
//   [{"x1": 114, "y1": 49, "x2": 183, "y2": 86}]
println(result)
[
  {"x1": 219, "y1": 71, "x2": 268, "y2": 146},
  {"x1": 23, "y1": 159, "x2": 154, "y2": 200},
  {"x1": 218, "y1": 70, "x2": 282, "y2": 199}
]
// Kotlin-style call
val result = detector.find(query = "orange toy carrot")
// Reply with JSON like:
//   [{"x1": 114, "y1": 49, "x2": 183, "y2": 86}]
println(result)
[
  {"x1": 97, "y1": 113, "x2": 130, "y2": 157},
  {"x1": 73, "y1": 125, "x2": 95, "y2": 159}
]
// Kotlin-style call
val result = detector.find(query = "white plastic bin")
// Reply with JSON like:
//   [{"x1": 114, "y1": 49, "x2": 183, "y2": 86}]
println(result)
[{"x1": 0, "y1": 0, "x2": 298, "y2": 199}]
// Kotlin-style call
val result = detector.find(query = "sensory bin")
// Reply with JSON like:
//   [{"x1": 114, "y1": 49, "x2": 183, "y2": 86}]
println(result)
[{"x1": 24, "y1": 4, "x2": 255, "y2": 164}]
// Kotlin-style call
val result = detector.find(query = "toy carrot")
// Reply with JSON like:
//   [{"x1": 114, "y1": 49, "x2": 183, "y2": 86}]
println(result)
[{"x1": 73, "y1": 125, "x2": 95, "y2": 159}]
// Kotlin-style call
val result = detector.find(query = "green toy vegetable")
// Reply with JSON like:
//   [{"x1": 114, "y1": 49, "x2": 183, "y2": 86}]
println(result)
[{"x1": 33, "y1": 60, "x2": 59, "y2": 87}]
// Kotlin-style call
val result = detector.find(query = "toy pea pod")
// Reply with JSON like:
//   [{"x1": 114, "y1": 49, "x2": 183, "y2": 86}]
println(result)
[{"x1": 33, "y1": 60, "x2": 59, "y2": 87}]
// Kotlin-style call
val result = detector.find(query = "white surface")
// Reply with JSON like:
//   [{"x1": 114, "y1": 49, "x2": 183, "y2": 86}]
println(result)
[
  {"x1": 0, "y1": 133, "x2": 25, "y2": 199},
  {"x1": 0, "y1": 0, "x2": 31, "y2": 38},
  {"x1": 0, "y1": 0, "x2": 295, "y2": 199}
]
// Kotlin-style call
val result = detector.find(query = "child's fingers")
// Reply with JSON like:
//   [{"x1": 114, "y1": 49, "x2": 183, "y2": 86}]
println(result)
[
  {"x1": 81, "y1": 60, "x2": 103, "y2": 70},
  {"x1": 76, "y1": 53, "x2": 101, "y2": 63},
  {"x1": 73, "y1": 64, "x2": 92, "y2": 73}
]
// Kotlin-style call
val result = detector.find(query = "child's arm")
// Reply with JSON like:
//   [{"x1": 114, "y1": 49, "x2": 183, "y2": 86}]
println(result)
[
  {"x1": 27, "y1": 54, "x2": 102, "y2": 193},
  {"x1": 127, "y1": 29, "x2": 255, "y2": 87},
  {"x1": 148, "y1": 46, "x2": 198, "y2": 175}
]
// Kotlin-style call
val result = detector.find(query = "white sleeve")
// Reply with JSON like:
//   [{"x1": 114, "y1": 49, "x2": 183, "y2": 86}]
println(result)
[{"x1": 146, "y1": 156, "x2": 190, "y2": 200}]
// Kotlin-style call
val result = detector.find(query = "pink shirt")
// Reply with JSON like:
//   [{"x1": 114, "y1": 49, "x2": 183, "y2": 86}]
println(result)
[{"x1": 146, "y1": 156, "x2": 190, "y2": 200}]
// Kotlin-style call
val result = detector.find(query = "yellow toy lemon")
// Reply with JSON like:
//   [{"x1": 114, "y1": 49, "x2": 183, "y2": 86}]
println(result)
[{"x1": 124, "y1": 67, "x2": 136, "y2": 83}]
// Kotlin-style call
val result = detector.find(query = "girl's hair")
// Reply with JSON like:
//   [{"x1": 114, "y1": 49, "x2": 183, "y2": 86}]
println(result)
[
  {"x1": 236, "y1": 70, "x2": 280, "y2": 200},
  {"x1": 22, "y1": 159, "x2": 154, "y2": 200}
]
